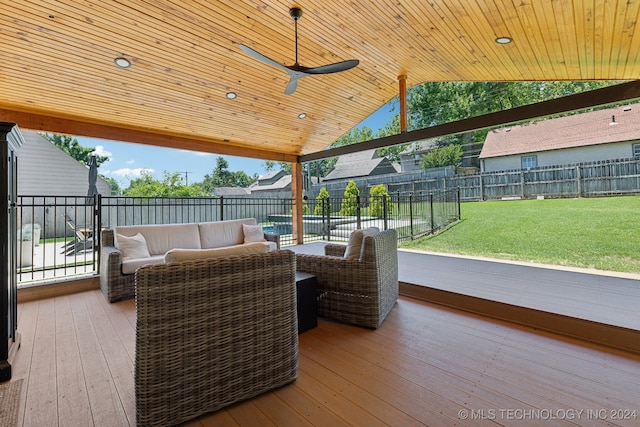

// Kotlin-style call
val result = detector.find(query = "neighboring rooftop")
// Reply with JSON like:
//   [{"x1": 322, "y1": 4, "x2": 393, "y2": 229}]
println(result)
[
  {"x1": 323, "y1": 149, "x2": 397, "y2": 181},
  {"x1": 480, "y1": 104, "x2": 640, "y2": 159}
]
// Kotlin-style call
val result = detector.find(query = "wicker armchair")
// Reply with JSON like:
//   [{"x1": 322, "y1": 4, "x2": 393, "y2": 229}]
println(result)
[
  {"x1": 296, "y1": 229, "x2": 398, "y2": 329},
  {"x1": 135, "y1": 250, "x2": 298, "y2": 427}
]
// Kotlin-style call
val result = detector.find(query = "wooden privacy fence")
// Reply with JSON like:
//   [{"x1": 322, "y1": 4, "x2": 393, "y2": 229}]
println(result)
[{"x1": 313, "y1": 157, "x2": 640, "y2": 201}]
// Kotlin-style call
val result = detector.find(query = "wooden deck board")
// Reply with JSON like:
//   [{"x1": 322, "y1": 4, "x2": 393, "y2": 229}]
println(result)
[{"x1": 9, "y1": 289, "x2": 640, "y2": 426}]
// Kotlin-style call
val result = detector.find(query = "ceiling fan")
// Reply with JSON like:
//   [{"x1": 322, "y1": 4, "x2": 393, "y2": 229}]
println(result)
[{"x1": 239, "y1": 7, "x2": 359, "y2": 95}]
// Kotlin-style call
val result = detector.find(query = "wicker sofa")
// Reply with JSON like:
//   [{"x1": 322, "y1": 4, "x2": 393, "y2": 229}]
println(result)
[
  {"x1": 135, "y1": 249, "x2": 298, "y2": 427},
  {"x1": 296, "y1": 228, "x2": 399, "y2": 329},
  {"x1": 100, "y1": 218, "x2": 279, "y2": 302}
]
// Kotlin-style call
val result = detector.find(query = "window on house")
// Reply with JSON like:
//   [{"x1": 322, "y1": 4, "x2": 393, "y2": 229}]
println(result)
[
  {"x1": 521, "y1": 155, "x2": 537, "y2": 169},
  {"x1": 633, "y1": 144, "x2": 640, "y2": 158}
]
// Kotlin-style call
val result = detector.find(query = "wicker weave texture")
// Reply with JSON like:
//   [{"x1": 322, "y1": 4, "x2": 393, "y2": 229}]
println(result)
[
  {"x1": 100, "y1": 226, "x2": 280, "y2": 303},
  {"x1": 296, "y1": 229, "x2": 399, "y2": 329},
  {"x1": 135, "y1": 250, "x2": 298, "y2": 427}
]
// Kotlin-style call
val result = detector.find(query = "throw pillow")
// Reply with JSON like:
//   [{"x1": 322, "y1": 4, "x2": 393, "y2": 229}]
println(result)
[
  {"x1": 343, "y1": 227, "x2": 380, "y2": 260},
  {"x1": 116, "y1": 233, "x2": 151, "y2": 259},
  {"x1": 243, "y1": 224, "x2": 266, "y2": 244},
  {"x1": 344, "y1": 229, "x2": 364, "y2": 259},
  {"x1": 164, "y1": 242, "x2": 269, "y2": 263}
]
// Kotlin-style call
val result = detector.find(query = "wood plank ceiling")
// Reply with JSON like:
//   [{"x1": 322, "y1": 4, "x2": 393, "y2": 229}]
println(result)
[{"x1": 1, "y1": 0, "x2": 640, "y2": 162}]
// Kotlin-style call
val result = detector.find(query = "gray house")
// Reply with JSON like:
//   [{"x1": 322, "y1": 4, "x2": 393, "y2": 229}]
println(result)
[
  {"x1": 323, "y1": 149, "x2": 398, "y2": 181},
  {"x1": 398, "y1": 139, "x2": 440, "y2": 172},
  {"x1": 17, "y1": 130, "x2": 111, "y2": 196},
  {"x1": 480, "y1": 104, "x2": 640, "y2": 172}
]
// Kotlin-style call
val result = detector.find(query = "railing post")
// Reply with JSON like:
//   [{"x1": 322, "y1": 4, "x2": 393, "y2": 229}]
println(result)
[
  {"x1": 96, "y1": 194, "x2": 102, "y2": 272},
  {"x1": 383, "y1": 194, "x2": 388, "y2": 230},
  {"x1": 356, "y1": 195, "x2": 361, "y2": 229},
  {"x1": 457, "y1": 187, "x2": 461, "y2": 221},
  {"x1": 325, "y1": 198, "x2": 331, "y2": 241},
  {"x1": 429, "y1": 193, "x2": 434, "y2": 234},
  {"x1": 220, "y1": 196, "x2": 224, "y2": 221},
  {"x1": 409, "y1": 193, "x2": 414, "y2": 239}
]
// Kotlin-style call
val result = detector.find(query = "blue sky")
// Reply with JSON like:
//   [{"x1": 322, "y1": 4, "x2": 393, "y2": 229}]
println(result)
[{"x1": 77, "y1": 100, "x2": 398, "y2": 187}]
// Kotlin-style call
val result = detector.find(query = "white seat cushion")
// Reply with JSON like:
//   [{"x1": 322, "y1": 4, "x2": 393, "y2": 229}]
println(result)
[{"x1": 121, "y1": 254, "x2": 166, "y2": 275}]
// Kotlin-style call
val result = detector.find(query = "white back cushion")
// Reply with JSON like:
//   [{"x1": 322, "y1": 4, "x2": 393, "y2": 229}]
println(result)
[
  {"x1": 198, "y1": 218, "x2": 257, "y2": 249},
  {"x1": 115, "y1": 223, "x2": 201, "y2": 255},
  {"x1": 164, "y1": 242, "x2": 269, "y2": 263}
]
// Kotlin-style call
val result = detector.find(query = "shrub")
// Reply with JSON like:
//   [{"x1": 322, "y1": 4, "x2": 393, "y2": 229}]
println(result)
[
  {"x1": 340, "y1": 181, "x2": 360, "y2": 216},
  {"x1": 369, "y1": 184, "x2": 393, "y2": 217},
  {"x1": 420, "y1": 144, "x2": 463, "y2": 169},
  {"x1": 314, "y1": 187, "x2": 331, "y2": 216}
]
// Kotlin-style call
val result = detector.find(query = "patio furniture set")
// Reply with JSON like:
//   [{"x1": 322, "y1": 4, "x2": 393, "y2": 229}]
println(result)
[{"x1": 99, "y1": 218, "x2": 398, "y2": 426}]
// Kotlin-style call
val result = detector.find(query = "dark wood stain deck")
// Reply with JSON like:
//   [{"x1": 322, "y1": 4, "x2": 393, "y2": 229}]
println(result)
[{"x1": 10, "y1": 289, "x2": 640, "y2": 426}]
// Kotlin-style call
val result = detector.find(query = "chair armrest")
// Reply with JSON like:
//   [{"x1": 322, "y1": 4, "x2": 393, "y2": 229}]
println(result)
[
  {"x1": 264, "y1": 232, "x2": 280, "y2": 250},
  {"x1": 324, "y1": 244, "x2": 346, "y2": 257}
]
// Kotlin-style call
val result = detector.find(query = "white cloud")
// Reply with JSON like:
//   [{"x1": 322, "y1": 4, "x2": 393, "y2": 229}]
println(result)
[
  {"x1": 180, "y1": 149, "x2": 212, "y2": 157},
  {"x1": 92, "y1": 145, "x2": 112, "y2": 159},
  {"x1": 111, "y1": 168, "x2": 154, "y2": 178},
  {"x1": 126, "y1": 158, "x2": 135, "y2": 165}
]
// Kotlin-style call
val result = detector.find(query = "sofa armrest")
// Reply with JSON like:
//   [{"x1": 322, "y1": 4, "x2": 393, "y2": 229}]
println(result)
[
  {"x1": 264, "y1": 232, "x2": 280, "y2": 250},
  {"x1": 324, "y1": 244, "x2": 347, "y2": 257},
  {"x1": 99, "y1": 244, "x2": 136, "y2": 302},
  {"x1": 101, "y1": 228, "x2": 115, "y2": 247}
]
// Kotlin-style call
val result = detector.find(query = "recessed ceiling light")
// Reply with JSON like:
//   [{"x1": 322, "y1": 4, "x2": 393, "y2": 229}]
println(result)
[
  {"x1": 225, "y1": 92, "x2": 237, "y2": 99},
  {"x1": 114, "y1": 57, "x2": 131, "y2": 68},
  {"x1": 298, "y1": 113, "x2": 307, "y2": 119},
  {"x1": 495, "y1": 36, "x2": 513, "y2": 45}
]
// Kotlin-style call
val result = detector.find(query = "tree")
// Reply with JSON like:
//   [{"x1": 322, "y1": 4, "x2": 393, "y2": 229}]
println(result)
[
  {"x1": 314, "y1": 187, "x2": 331, "y2": 216},
  {"x1": 420, "y1": 144, "x2": 463, "y2": 169},
  {"x1": 339, "y1": 180, "x2": 360, "y2": 216},
  {"x1": 102, "y1": 177, "x2": 122, "y2": 195},
  {"x1": 263, "y1": 161, "x2": 292, "y2": 174},
  {"x1": 369, "y1": 184, "x2": 393, "y2": 217},
  {"x1": 374, "y1": 114, "x2": 408, "y2": 163},
  {"x1": 406, "y1": 81, "x2": 614, "y2": 145},
  {"x1": 41, "y1": 133, "x2": 109, "y2": 166},
  {"x1": 201, "y1": 157, "x2": 257, "y2": 191},
  {"x1": 124, "y1": 171, "x2": 208, "y2": 197}
]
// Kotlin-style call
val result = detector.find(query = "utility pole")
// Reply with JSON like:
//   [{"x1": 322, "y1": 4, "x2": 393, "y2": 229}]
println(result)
[{"x1": 180, "y1": 171, "x2": 192, "y2": 186}]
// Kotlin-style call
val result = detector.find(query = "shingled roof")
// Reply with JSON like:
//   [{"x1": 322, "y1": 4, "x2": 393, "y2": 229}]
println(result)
[
  {"x1": 480, "y1": 104, "x2": 640, "y2": 159},
  {"x1": 323, "y1": 149, "x2": 397, "y2": 181}
]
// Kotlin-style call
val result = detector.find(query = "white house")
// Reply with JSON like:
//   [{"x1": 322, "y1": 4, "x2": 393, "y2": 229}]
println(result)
[
  {"x1": 17, "y1": 130, "x2": 111, "y2": 196},
  {"x1": 480, "y1": 104, "x2": 640, "y2": 172}
]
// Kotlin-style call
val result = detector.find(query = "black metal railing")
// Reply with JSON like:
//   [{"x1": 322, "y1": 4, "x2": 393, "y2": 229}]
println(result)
[
  {"x1": 302, "y1": 188, "x2": 460, "y2": 242},
  {"x1": 16, "y1": 189, "x2": 460, "y2": 286},
  {"x1": 16, "y1": 195, "x2": 99, "y2": 285}
]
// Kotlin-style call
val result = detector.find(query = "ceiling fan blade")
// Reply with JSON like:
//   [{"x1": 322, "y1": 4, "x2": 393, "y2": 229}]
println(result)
[
  {"x1": 305, "y1": 59, "x2": 359, "y2": 75},
  {"x1": 239, "y1": 44, "x2": 289, "y2": 72},
  {"x1": 284, "y1": 75, "x2": 299, "y2": 95}
]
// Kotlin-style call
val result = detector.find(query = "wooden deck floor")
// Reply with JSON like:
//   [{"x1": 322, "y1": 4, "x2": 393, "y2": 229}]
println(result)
[{"x1": 10, "y1": 289, "x2": 640, "y2": 426}]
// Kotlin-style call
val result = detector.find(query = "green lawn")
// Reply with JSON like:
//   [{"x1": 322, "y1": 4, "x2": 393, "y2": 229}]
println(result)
[{"x1": 399, "y1": 196, "x2": 640, "y2": 273}]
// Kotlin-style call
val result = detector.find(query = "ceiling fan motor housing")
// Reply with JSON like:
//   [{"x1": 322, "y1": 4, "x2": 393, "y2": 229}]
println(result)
[{"x1": 289, "y1": 7, "x2": 303, "y2": 20}]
